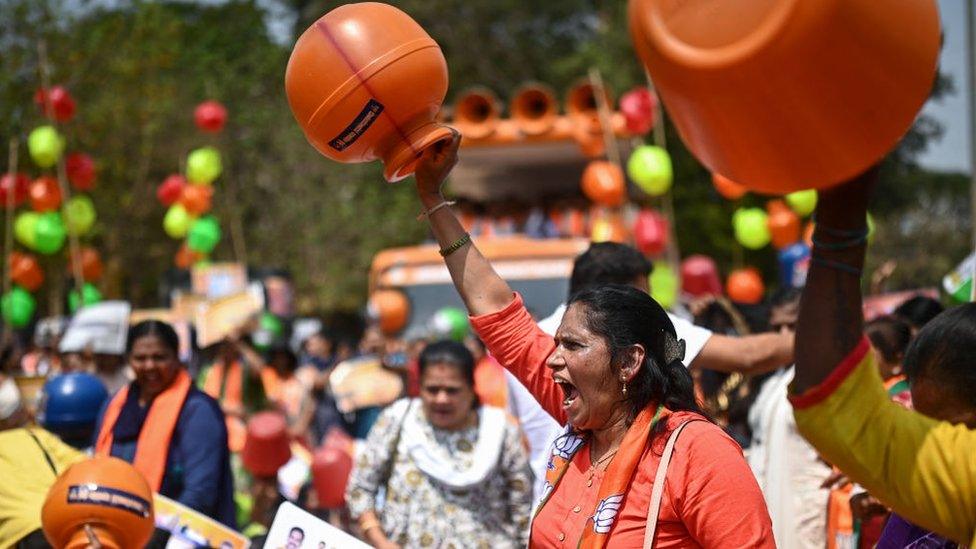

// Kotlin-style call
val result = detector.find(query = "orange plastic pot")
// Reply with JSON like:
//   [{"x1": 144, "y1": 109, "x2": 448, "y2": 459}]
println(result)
[
  {"x1": 452, "y1": 88, "x2": 500, "y2": 140},
  {"x1": 241, "y1": 411, "x2": 292, "y2": 478},
  {"x1": 727, "y1": 268, "x2": 765, "y2": 304},
  {"x1": 312, "y1": 444, "x2": 353, "y2": 509},
  {"x1": 10, "y1": 252, "x2": 44, "y2": 292},
  {"x1": 368, "y1": 288, "x2": 410, "y2": 335},
  {"x1": 629, "y1": 0, "x2": 940, "y2": 193},
  {"x1": 510, "y1": 83, "x2": 559, "y2": 136},
  {"x1": 286, "y1": 2, "x2": 453, "y2": 182},
  {"x1": 41, "y1": 457, "x2": 154, "y2": 549}
]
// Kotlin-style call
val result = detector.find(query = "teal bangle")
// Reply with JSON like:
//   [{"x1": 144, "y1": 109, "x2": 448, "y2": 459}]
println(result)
[{"x1": 439, "y1": 233, "x2": 471, "y2": 257}]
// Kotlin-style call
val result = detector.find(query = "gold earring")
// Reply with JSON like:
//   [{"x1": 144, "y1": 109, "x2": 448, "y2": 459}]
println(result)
[{"x1": 622, "y1": 381, "x2": 628, "y2": 395}]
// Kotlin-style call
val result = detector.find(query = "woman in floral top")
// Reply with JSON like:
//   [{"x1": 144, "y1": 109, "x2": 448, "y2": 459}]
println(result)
[{"x1": 346, "y1": 340, "x2": 532, "y2": 548}]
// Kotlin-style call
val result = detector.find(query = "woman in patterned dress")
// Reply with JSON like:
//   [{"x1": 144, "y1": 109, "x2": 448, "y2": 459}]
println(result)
[{"x1": 346, "y1": 340, "x2": 533, "y2": 548}]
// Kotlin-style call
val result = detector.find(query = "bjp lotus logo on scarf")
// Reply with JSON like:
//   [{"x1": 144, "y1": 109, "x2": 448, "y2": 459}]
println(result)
[
  {"x1": 592, "y1": 493, "x2": 625, "y2": 534},
  {"x1": 551, "y1": 431, "x2": 584, "y2": 462}
]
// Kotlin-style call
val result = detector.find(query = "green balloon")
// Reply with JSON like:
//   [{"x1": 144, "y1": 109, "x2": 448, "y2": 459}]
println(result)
[
  {"x1": 186, "y1": 147, "x2": 222, "y2": 185},
  {"x1": 34, "y1": 212, "x2": 67, "y2": 255},
  {"x1": 1, "y1": 286, "x2": 36, "y2": 328},
  {"x1": 649, "y1": 263, "x2": 679, "y2": 310},
  {"x1": 430, "y1": 307, "x2": 470, "y2": 341},
  {"x1": 14, "y1": 212, "x2": 40, "y2": 249},
  {"x1": 785, "y1": 189, "x2": 817, "y2": 217},
  {"x1": 733, "y1": 207, "x2": 771, "y2": 250},
  {"x1": 626, "y1": 145, "x2": 673, "y2": 196},
  {"x1": 28, "y1": 126, "x2": 64, "y2": 168},
  {"x1": 163, "y1": 204, "x2": 194, "y2": 239},
  {"x1": 187, "y1": 216, "x2": 222, "y2": 253},
  {"x1": 64, "y1": 195, "x2": 97, "y2": 236},
  {"x1": 68, "y1": 282, "x2": 102, "y2": 313},
  {"x1": 253, "y1": 312, "x2": 284, "y2": 351}
]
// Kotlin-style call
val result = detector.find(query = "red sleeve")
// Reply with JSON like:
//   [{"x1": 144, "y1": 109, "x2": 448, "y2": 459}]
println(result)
[
  {"x1": 469, "y1": 293, "x2": 565, "y2": 424},
  {"x1": 670, "y1": 421, "x2": 775, "y2": 546}
]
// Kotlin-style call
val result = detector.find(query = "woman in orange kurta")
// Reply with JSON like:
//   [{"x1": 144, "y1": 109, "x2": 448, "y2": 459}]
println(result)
[{"x1": 410, "y1": 132, "x2": 773, "y2": 548}]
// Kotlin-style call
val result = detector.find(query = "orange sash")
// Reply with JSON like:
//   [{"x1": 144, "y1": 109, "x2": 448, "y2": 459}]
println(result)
[
  {"x1": 95, "y1": 369, "x2": 192, "y2": 490},
  {"x1": 202, "y1": 360, "x2": 244, "y2": 413}
]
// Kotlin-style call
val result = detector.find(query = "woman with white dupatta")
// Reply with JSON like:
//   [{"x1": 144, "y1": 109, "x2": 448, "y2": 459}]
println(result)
[{"x1": 346, "y1": 340, "x2": 533, "y2": 549}]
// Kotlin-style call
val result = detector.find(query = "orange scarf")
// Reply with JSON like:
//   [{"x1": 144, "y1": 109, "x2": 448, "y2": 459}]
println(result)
[
  {"x1": 202, "y1": 360, "x2": 244, "y2": 411},
  {"x1": 535, "y1": 404, "x2": 665, "y2": 548},
  {"x1": 95, "y1": 369, "x2": 192, "y2": 490}
]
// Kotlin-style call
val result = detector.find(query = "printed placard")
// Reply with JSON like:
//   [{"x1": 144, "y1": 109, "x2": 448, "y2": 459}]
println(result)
[{"x1": 266, "y1": 502, "x2": 370, "y2": 549}]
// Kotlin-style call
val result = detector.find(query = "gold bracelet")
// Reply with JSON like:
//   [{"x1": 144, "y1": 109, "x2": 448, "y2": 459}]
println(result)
[
  {"x1": 360, "y1": 518, "x2": 381, "y2": 532},
  {"x1": 439, "y1": 232, "x2": 471, "y2": 257}
]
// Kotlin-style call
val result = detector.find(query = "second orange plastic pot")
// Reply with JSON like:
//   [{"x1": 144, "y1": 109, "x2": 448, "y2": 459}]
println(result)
[
  {"x1": 286, "y1": 2, "x2": 453, "y2": 182},
  {"x1": 629, "y1": 0, "x2": 940, "y2": 193}
]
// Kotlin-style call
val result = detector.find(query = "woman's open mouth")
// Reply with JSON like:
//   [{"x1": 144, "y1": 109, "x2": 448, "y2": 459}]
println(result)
[{"x1": 555, "y1": 378, "x2": 579, "y2": 409}]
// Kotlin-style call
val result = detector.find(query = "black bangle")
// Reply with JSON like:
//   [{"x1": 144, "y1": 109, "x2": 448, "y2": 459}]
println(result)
[
  {"x1": 811, "y1": 233, "x2": 868, "y2": 251},
  {"x1": 810, "y1": 256, "x2": 863, "y2": 277},
  {"x1": 811, "y1": 213, "x2": 869, "y2": 239},
  {"x1": 439, "y1": 233, "x2": 471, "y2": 257}
]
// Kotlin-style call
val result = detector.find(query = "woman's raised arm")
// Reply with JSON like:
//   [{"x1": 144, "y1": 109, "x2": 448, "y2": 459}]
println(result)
[{"x1": 414, "y1": 131, "x2": 515, "y2": 316}]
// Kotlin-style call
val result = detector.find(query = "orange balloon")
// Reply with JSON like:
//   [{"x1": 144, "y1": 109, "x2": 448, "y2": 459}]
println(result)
[
  {"x1": 9, "y1": 252, "x2": 44, "y2": 291},
  {"x1": 582, "y1": 161, "x2": 627, "y2": 207},
  {"x1": 68, "y1": 247, "x2": 104, "y2": 282},
  {"x1": 179, "y1": 184, "x2": 213, "y2": 216},
  {"x1": 629, "y1": 0, "x2": 940, "y2": 193},
  {"x1": 285, "y1": 3, "x2": 453, "y2": 182},
  {"x1": 41, "y1": 457, "x2": 155, "y2": 549},
  {"x1": 29, "y1": 176, "x2": 62, "y2": 212},
  {"x1": 726, "y1": 268, "x2": 765, "y2": 304},
  {"x1": 712, "y1": 173, "x2": 747, "y2": 200},
  {"x1": 368, "y1": 289, "x2": 410, "y2": 335},
  {"x1": 766, "y1": 200, "x2": 801, "y2": 249},
  {"x1": 174, "y1": 244, "x2": 203, "y2": 269}
]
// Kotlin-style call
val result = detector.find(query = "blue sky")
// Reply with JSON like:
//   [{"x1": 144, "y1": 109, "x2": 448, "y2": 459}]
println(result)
[{"x1": 918, "y1": 0, "x2": 972, "y2": 173}]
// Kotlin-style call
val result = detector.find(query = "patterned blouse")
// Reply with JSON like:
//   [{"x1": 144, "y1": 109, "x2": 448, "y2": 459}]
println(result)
[{"x1": 346, "y1": 399, "x2": 533, "y2": 548}]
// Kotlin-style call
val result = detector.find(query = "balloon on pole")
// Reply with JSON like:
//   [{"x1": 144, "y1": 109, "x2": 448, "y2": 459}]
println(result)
[
  {"x1": 65, "y1": 153, "x2": 97, "y2": 191},
  {"x1": 785, "y1": 189, "x2": 817, "y2": 217},
  {"x1": 1, "y1": 286, "x2": 37, "y2": 328},
  {"x1": 68, "y1": 247, "x2": 104, "y2": 282},
  {"x1": 581, "y1": 161, "x2": 626, "y2": 207},
  {"x1": 430, "y1": 307, "x2": 470, "y2": 342},
  {"x1": 187, "y1": 216, "x2": 222, "y2": 254},
  {"x1": 29, "y1": 176, "x2": 62, "y2": 212},
  {"x1": 766, "y1": 200, "x2": 801, "y2": 249},
  {"x1": 14, "y1": 212, "x2": 41, "y2": 249},
  {"x1": 33, "y1": 212, "x2": 67, "y2": 255},
  {"x1": 619, "y1": 87, "x2": 656, "y2": 135},
  {"x1": 68, "y1": 283, "x2": 103, "y2": 313},
  {"x1": 633, "y1": 209, "x2": 669, "y2": 256},
  {"x1": 0, "y1": 173, "x2": 30, "y2": 207},
  {"x1": 179, "y1": 184, "x2": 214, "y2": 216},
  {"x1": 163, "y1": 204, "x2": 194, "y2": 239},
  {"x1": 9, "y1": 253, "x2": 44, "y2": 292},
  {"x1": 27, "y1": 126, "x2": 64, "y2": 168},
  {"x1": 726, "y1": 268, "x2": 765, "y2": 304},
  {"x1": 35, "y1": 86, "x2": 76, "y2": 122},
  {"x1": 733, "y1": 207, "x2": 771, "y2": 250},
  {"x1": 186, "y1": 147, "x2": 223, "y2": 185},
  {"x1": 157, "y1": 175, "x2": 187, "y2": 206},
  {"x1": 649, "y1": 262, "x2": 679, "y2": 309},
  {"x1": 194, "y1": 101, "x2": 228, "y2": 133},
  {"x1": 64, "y1": 195, "x2": 97, "y2": 236},
  {"x1": 626, "y1": 145, "x2": 672, "y2": 196}
]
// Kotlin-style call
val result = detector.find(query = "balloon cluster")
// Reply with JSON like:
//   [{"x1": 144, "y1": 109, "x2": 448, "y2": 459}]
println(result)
[
  {"x1": 3, "y1": 85, "x2": 105, "y2": 327},
  {"x1": 157, "y1": 100, "x2": 227, "y2": 268}
]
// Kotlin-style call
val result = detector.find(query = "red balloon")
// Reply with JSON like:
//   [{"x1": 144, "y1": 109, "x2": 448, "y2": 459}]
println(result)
[
  {"x1": 727, "y1": 268, "x2": 765, "y2": 304},
  {"x1": 174, "y1": 244, "x2": 203, "y2": 269},
  {"x1": 619, "y1": 87, "x2": 657, "y2": 135},
  {"x1": 194, "y1": 100, "x2": 228, "y2": 133},
  {"x1": 766, "y1": 200, "x2": 801, "y2": 249},
  {"x1": 29, "y1": 176, "x2": 62, "y2": 212},
  {"x1": 681, "y1": 255, "x2": 723, "y2": 297},
  {"x1": 65, "y1": 153, "x2": 97, "y2": 191},
  {"x1": 312, "y1": 444, "x2": 353, "y2": 508},
  {"x1": 35, "y1": 86, "x2": 76, "y2": 122},
  {"x1": 179, "y1": 184, "x2": 213, "y2": 215},
  {"x1": 633, "y1": 209, "x2": 669, "y2": 256},
  {"x1": 581, "y1": 161, "x2": 626, "y2": 207},
  {"x1": 9, "y1": 252, "x2": 44, "y2": 292},
  {"x1": 156, "y1": 175, "x2": 186, "y2": 206},
  {"x1": 712, "y1": 173, "x2": 748, "y2": 200},
  {"x1": 0, "y1": 173, "x2": 30, "y2": 207},
  {"x1": 68, "y1": 247, "x2": 104, "y2": 282}
]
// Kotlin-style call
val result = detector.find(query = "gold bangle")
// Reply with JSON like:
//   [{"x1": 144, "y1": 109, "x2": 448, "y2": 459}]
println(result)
[
  {"x1": 360, "y1": 518, "x2": 381, "y2": 532},
  {"x1": 439, "y1": 232, "x2": 471, "y2": 257}
]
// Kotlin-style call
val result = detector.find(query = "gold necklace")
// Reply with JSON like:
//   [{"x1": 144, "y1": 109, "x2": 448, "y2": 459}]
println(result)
[{"x1": 586, "y1": 449, "x2": 619, "y2": 483}]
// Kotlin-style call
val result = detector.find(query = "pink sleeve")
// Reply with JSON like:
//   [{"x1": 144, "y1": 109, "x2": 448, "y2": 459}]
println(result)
[
  {"x1": 469, "y1": 293, "x2": 565, "y2": 424},
  {"x1": 669, "y1": 422, "x2": 775, "y2": 546}
]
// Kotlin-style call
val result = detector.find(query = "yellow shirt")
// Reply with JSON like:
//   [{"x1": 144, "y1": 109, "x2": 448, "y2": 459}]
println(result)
[
  {"x1": 790, "y1": 338, "x2": 976, "y2": 546},
  {"x1": 0, "y1": 428, "x2": 84, "y2": 547}
]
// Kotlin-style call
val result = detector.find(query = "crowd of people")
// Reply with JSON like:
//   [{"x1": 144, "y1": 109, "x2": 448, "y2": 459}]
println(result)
[{"x1": 1, "y1": 135, "x2": 974, "y2": 548}]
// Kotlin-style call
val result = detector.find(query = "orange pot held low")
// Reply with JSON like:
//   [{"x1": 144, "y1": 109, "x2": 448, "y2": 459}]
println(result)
[
  {"x1": 286, "y1": 2, "x2": 453, "y2": 182},
  {"x1": 629, "y1": 0, "x2": 940, "y2": 193}
]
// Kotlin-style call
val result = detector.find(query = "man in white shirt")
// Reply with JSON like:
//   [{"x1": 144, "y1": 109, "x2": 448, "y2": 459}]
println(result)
[{"x1": 506, "y1": 242, "x2": 794, "y2": 500}]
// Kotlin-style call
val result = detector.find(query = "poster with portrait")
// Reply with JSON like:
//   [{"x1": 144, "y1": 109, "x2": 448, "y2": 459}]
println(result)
[
  {"x1": 154, "y1": 494, "x2": 249, "y2": 548},
  {"x1": 265, "y1": 502, "x2": 369, "y2": 549}
]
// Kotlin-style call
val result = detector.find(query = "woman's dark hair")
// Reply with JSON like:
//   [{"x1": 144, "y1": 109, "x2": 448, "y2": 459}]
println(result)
[
  {"x1": 126, "y1": 320, "x2": 180, "y2": 356},
  {"x1": 270, "y1": 345, "x2": 299, "y2": 374},
  {"x1": 903, "y1": 304, "x2": 976, "y2": 408},
  {"x1": 418, "y1": 340, "x2": 476, "y2": 389},
  {"x1": 865, "y1": 315, "x2": 913, "y2": 364},
  {"x1": 568, "y1": 284, "x2": 704, "y2": 420},
  {"x1": 894, "y1": 296, "x2": 944, "y2": 330},
  {"x1": 569, "y1": 242, "x2": 652, "y2": 297}
]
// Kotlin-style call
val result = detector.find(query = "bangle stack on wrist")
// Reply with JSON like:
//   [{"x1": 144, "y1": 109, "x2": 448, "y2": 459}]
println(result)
[{"x1": 809, "y1": 218, "x2": 869, "y2": 277}]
